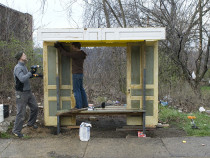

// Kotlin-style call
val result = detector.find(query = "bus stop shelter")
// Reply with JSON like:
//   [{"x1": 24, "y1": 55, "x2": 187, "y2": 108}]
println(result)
[{"x1": 38, "y1": 28, "x2": 166, "y2": 133}]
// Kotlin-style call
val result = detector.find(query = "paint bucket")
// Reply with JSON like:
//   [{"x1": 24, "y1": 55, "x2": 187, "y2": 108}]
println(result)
[{"x1": 0, "y1": 104, "x2": 4, "y2": 123}]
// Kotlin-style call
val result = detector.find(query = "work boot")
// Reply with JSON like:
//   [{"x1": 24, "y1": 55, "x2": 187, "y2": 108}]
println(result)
[
  {"x1": 13, "y1": 132, "x2": 24, "y2": 138},
  {"x1": 27, "y1": 124, "x2": 38, "y2": 129}
]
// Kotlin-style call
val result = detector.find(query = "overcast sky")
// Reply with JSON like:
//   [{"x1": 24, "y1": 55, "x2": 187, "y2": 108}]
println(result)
[{"x1": 0, "y1": 0, "x2": 84, "y2": 46}]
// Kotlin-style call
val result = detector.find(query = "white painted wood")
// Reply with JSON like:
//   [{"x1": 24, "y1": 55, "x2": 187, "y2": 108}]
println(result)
[{"x1": 38, "y1": 28, "x2": 165, "y2": 41}]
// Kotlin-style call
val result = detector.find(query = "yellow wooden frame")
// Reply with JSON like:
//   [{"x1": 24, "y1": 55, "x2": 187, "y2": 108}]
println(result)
[
  {"x1": 126, "y1": 41, "x2": 158, "y2": 127},
  {"x1": 44, "y1": 40, "x2": 159, "y2": 127},
  {"x1": 43, "y1": 42, "x2": 75, "y2": 126}
]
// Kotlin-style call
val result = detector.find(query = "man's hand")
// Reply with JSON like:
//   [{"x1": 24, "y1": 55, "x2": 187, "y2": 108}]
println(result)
[
  {"x1": 30, "y1": 73, "x2": 43, "y2": 78},
  {"x1": 30, "y1": 67, "x2": 37, "y2": 74},
  {"x1": 54, "y1": 42, "x2": 62, "y2": 48},
  {"x1": 33, "y1": 73, "x2": 43, "y2": 78}
]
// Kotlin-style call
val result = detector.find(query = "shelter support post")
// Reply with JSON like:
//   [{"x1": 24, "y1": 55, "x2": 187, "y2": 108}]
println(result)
[
  {"x1": 142, "y1": 69, "x2": 146, "y2": 134},
  {"x1": 142, "y1": 41, "x2": 146, "y2": 134},
  {"x1": 56, "y1": 49, "x2": 60, "y2": 134}
]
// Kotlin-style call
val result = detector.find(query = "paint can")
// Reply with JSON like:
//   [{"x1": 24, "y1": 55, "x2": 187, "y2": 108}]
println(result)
[{"x1": 0, "y1": 104, "x2": 4, "y2": 123}]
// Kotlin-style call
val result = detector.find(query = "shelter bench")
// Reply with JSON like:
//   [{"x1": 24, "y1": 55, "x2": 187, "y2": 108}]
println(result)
[{"x1": 56, "y1": 108, "x2": 146, "y2": 134}]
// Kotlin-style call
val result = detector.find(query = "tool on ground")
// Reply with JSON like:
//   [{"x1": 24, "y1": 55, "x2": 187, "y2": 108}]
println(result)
[
  {"x1": 93, "y1": 102, "x2": 106, "y2": 109},
  {"x1": 187, "y1": 116, "x2": 198, "y2": 129}
]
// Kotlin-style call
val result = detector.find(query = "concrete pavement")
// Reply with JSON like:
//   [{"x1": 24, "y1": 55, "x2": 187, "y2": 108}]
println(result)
[{"x1": 0, "y1": 136, "x2": 210, "y2": 158}]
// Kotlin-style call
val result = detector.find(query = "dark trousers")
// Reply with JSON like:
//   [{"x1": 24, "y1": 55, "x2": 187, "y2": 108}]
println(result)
[
  {"x1": 73, "y1": 74, "x2": 88, "y2": 109},
  {"x1": 13, "y1": 91, "x2": 38, "y2": 134}
]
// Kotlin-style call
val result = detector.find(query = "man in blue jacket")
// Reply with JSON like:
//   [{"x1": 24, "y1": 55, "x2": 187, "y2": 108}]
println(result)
[{"x1": 12, "y1": 52, "x2": 38, "y2": 138}]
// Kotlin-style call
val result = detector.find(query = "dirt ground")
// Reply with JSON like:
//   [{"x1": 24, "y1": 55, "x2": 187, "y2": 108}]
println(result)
[
  {"x1": 3, "y1": 105, "x2": 187, "y2": 139},
  {"x1": 18, "y1": 115, "x2": 187, "y2": 139}
]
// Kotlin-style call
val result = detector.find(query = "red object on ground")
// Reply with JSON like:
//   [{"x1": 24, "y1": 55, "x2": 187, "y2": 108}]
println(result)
[{"x1": 138, "y1": 131, "x2": 146, "y2": 137}]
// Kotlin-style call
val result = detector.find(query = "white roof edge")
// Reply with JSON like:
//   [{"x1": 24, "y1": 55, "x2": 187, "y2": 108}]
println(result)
[{"x1": 38, "y1": 27, "x2": 166, "y2": 41}]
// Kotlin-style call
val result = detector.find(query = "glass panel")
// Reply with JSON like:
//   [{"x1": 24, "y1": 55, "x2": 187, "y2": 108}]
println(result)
[
  {"x1": 60, "y1": 89, "x2": 71, "y2": 96},
  {"x1": 146, "y1": 46, "x2": 154, "y2": 84},
  {"x1": 146, "y1": 100, "x2": 154, "y2": 116},
  {"x1": 48, "y1": 89, "x2": 70, "y2": 97},
  {"x1": 48, "y1": 89, "x2": 56, "y2": 97},
  {"x1": 131, "y1": 89, "x2": 154, "y2": 96},
  {"x1": 48, "y1": 46, "x2": 56, "y2": 85},
  {"x1": 62, "y1": 101, "x2": 71, "y2": 110},
  {"x1": 49, "y1": 101, "x2": 57, "y2": 116},
  {"x1": 131, "y1": 46, "x2": 140, "y2": 84},
  {"x1": 61, "y1": 55, "x2": 70, "y2": 85},
  {"x1": 131, "y1": 100, "x2": 140, "y2": 109}
]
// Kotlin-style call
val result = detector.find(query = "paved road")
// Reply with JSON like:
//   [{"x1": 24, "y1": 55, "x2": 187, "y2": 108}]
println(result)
[{"x1": 0, "y1": 136, "x2": 210, "y2": 158}]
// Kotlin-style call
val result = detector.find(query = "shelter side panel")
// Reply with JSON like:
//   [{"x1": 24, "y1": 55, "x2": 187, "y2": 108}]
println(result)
[
  {"x1": 44, "y1": 44, "x2": 75, "y2": 126},
  {"x1": 127, "y1": 43, "x2": 157, "y2": 126}
]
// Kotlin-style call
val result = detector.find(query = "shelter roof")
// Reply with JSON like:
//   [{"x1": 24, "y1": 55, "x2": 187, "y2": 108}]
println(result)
[{"x1": 38, "y1": 28, "x2": 165, "y2": 47}]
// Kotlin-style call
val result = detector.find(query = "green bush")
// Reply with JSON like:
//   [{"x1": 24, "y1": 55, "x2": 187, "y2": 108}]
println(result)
[{"x1": 0, "y1": 36, "x2": 43, "y2": 108}]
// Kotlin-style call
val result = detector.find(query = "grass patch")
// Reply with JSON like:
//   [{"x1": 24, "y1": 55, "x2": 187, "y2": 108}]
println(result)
[
  {"x1": 159, "y1": 105, "x2": 210, "y2": 136},
  {"x1": 201, "y1": 86, "x2": 210, "y2": 97},
  {"x1": 0, "y1": 132, "x2": 11, "y2": 139},
  {"x1": 201, "y1": 86, "x2": 210, "y2": 92},
  {"x1": 0, "y1": 132, "x2": 31, "y2": 139},
  {"x1": 0, "y1": 123, "x2": 14, "y2": 139}
]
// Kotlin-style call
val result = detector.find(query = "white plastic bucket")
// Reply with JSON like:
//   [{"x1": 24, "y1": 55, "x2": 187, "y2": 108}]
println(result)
[
  {"x1": 0, "y1": 104, "x2": 4, "y2": 123},
  {"x1": 79, "y1": 122, "x2": 92, "y2": 141}
]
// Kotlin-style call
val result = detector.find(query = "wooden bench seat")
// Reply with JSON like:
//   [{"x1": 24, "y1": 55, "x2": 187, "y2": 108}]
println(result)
[
  {"x1": 56, "y1": 107, "x2": 146, "y2": 134},
  {"x1": 57, "y1": 108, "x2": 146, "y2": 116}
]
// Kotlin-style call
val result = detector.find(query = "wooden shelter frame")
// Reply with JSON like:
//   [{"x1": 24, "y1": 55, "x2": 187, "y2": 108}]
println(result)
[{"x1": 38, "y1": 28, "x2": 165, "y2": 134}]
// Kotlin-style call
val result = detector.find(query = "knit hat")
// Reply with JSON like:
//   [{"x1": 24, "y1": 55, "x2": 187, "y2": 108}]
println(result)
[{"x1": 15, "y1": 52, "x2": 23, "y2": 60}]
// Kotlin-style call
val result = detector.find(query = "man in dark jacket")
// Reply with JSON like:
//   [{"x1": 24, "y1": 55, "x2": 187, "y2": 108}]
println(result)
[
  {"x1": 13, "y1": 52, "x2": 38, "y2": 138},
  {"x1": 54, "y1": 42, "x2": 88, "y2": 109}
]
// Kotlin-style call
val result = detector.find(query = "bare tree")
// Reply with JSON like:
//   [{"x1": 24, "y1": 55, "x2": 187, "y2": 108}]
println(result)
[
  {"x1": 82, "y1": 0, "x2": 210, "y2": 92},
  {"x1": 138, "y1": 0, "x2": 210, "y2": 93},
  {"x1": 39, "y1": 0, "x2": 210, "y2": 94}
]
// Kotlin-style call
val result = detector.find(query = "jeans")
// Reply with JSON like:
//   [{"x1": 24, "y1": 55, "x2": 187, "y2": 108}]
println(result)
[
  {"x1": 13, "y1": 91, "x2": 38, "y2": 134},
  {"x1": 73, "y1": 74, "x2": 88, "y2": 109}
]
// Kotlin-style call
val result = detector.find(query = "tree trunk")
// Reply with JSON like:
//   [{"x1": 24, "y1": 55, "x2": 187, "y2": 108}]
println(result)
[{"x1": 195, "y1": 0, "x2": 203, "y2": 81}]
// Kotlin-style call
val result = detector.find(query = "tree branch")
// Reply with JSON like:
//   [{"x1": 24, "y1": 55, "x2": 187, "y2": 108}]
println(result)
[
  {"x1": 103, "y1": 0, "x2": 110, "y2": 28},
  {"x1": 118, "y1": 0, "x2": 126, "y2": 27},
  {"x1": 104, "y1": 0, "x2": 123, "y2": 27}
]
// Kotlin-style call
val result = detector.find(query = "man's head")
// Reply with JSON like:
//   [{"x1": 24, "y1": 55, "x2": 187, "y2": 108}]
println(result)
[
  {"x1": 72, "y1": 42, "x2": 81, "y2": 50},
  {"x1": 15, "y1": 52, "x2": 27, "y2": 62}
]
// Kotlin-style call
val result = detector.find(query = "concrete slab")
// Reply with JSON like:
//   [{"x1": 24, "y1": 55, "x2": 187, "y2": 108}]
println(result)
[
  {"x1": 1, "y1": 137, "x2": 210, "y2": 158},
  {"x1": 0, "y1": 137, "x2": 87, "y2": 158},
  {"x1": 84, "y1": 138, "x2": 170, "y2": 158},
  {"x1": 162, "y1": 137, "x2": 210, "y2": 157},
  {"x1": 0, "y1": 139, "x2": 12, "y2": 153}
]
